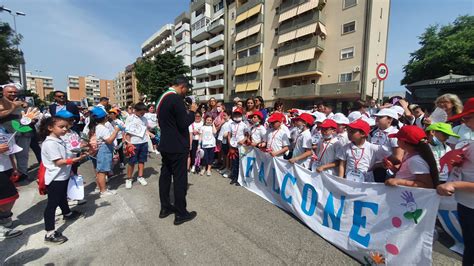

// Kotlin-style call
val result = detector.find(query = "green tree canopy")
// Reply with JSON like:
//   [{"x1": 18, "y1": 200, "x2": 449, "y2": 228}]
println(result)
[
  {"x1": 401, "y1": 15, "x2": 474, "y2": 85},
  {"x1": 0, "y1": 20, "x2": 22, "y2": 84},
  {"x1": 134, "y1": 52, "x2": 191, "y2": 101}
]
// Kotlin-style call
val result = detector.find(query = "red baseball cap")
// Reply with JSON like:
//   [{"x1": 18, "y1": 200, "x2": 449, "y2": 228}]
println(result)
[
  {"x1": 347, "y1": 119, "x2": 370, "y2": 135},
  {"x1": 249, "y1": 111, "x2": 263, "y2": 120},
  {"x1": 448, "y1": 97, "x2": 474, "y2": 122},
  {"x1": 389, "y1": 125, "x2": 427, "y2": 145},
  {"x1": 233, "y1": 108, "x2": 244, "y2": 114},
  {"x1": 288, "y1": 109, "x2": 299, "y2": 114},
  {"x1": 268, "y1": 112, "x2": 285, "y2": 123},
  {"x1": 319, "y1": 119, "x2": 337, "y2": 129},
  {"x1": 294, "y1": 113, "x2": 314, "y2": 126}
]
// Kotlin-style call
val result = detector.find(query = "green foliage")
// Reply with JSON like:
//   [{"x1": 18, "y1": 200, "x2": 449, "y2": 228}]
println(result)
[
  {"x1": 401, "y1": 15, "x2": 474, "y2": 85},
  {"x1": 0, "y1": 20, "x2": 22, "y2": 84},
  {"x1": 134, "y1": 52, "x2": 191, "y2": 101}
]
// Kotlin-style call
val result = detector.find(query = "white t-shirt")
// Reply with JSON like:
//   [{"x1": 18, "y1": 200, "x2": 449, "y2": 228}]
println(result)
[
  {"x1": 61, "y1": 130, "x2": 82, "y2": 152},
  {"x1": 311, "y1": 126, "x2": 322, "y2": 145},
  {"x1": 429, "y1": 143, "x2": 451, "y2": 181},
  {"x1": 337, "y1": 141, "x2": 385, "y2": 182},
  {"x1": 249, "y1": 125, "x2": 267, "y2": 144},
  {"x1": 228, "y1": 121, "x2": 248, "y2": 148},
  {"x1": 218, "y1": 120, "x2": 231, "y2": 144},
  {"x1": 370, "y1": 126, "x2": 399, "y2": 160},
  {"x1": 395, "y1": 154, "x2": 430, "y2": 181},
  {"x1": 125, "y1": 114, "x2": 149, "y2": 144},
  {"x1": 447, "y1": 124, "x2": 474, "y2": 149},
  {"x1": 292, "y1": 129, "x2": 313, "y2": 169},
  {"x1": 96, "y1": 124, "x2": 113, "y2": 146},
  {"x1": 200, "y1": 125, "x2": 216, "y2": 148},
  {"x1": 266, "y1": 127, "x2": 290, "y2": 156},
  {"x1": 189, "y1": 121, "x2": 204, "y2": 141},
  {"x1": 312, "y1": 137, "x2": 339, "y2": 175},
  {"x1": 144, "y1": 112, "x2": 158, "y2": 129},
  {"x1": 112, "y1": 119, "x2": 125, "y2": 139},
  {"x1": 41, "y1": 136, "x2": 71, "y2": 185},
  {"x1": 454, "y1": 143, "x2": 474, "y2": 208}
]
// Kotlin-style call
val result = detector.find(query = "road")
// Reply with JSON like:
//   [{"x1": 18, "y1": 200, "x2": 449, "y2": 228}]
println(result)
[{"x1": 0, "y1": 153, "x2": 462, "y2": 265}]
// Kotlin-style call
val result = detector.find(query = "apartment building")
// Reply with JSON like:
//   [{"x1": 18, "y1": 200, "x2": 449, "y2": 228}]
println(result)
[
  {"x1": 125, "y1": 64, "x2": 141, "y2": 106},
  {"x1": 114, "y1": 71, "x2": 128, "y2": 108},
  {"x1": 228, "y1": 0, "x2": 390, "y2": 108},
  {"x1": 67, "y1": 75, "x2": 114, "y2": 104},
  {"x1": 174, "y1": 12, "x2": 192, "y2": 68},
  {"x1": 190, "y1": 0, "x2": 226, "y2": 102},
  {"x1": 100, "y1": 79, "x2": 114, "y2": 100},
  {"x1": 142, "y1": 24, "x2": 175, "y2": 60},
  {"x1": 8, "y1": 70, "x2": 54, "y2": 100}
]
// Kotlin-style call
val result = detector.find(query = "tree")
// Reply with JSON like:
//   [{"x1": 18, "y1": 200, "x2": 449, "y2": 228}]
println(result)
[
  {"x1": 134, "y1": 52, "x2": 191, "y2": 101},
  {"x1": 401, "y1": 15, "x2": 474, "y2": 85},
  {"x1": 0, "y1": 20, "x2": 22, "y2": 84}
]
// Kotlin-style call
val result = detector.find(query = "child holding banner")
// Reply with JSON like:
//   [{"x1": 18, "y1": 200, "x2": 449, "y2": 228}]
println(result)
[
  {"x1": 312, "y1": 119, "x2": 339, "y2": 175},
  {"x1": 260, "y1": 112, "x2": 290, "y2": 158},
  {"x1": 247, "y1": 111, "x2": 266, "y2": 147},
  {"x1": 384, "y1": 126, "x2": 438, "y2": 189},
  {"x1": 289, "y1": 113, "x2": 314, "y2": 170},
  {"x1": 437, "y1": 98, "x2": 474, "y2": 265},
  {"x1": 228, "y1": 108, "x2": 248, "y2": 185}
]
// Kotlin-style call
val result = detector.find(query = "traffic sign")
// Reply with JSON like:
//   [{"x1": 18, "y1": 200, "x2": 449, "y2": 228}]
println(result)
[{"x1": 376, "y1": 63, "x2": 388, "y2": 81}]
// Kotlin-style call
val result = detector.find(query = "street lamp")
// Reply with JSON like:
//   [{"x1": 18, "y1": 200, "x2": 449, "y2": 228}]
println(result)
[
  {"x1": 370, "y1": 78, "x2": 377, "y2": 100},
  {"x1": 1, "y1": 6, "x2": 27, "y2": 90}
]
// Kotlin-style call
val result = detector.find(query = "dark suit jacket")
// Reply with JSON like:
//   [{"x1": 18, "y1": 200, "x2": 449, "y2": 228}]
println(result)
[
  {"x1": 49, "y1": 102, "x2": 80, "y2": 123},
  {"x1": 158, "y1": 93, "x2": 194, "y2": 154}
]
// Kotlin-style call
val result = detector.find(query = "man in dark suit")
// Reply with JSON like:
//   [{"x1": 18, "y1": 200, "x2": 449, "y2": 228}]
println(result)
[
  {"x1": 157, "y1": 77, "x2": 198, "y2": 225},
  {"x1": 48, "y1": 91, "x2": 80, "y2": 132}
]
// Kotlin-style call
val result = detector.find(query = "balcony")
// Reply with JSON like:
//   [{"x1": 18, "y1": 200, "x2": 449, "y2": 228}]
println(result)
[
  {"x1": 278, "y1": 35, "x2": 325, "y2": 56},
  {"x1": 319, "y1": 81, "x2": 360, "y2": 98},
  {"x1": 193, "y1": 81, "x2": 209, "y2": 90},
  {"x1": 237, "y1": 0, "x2": 264, "y2": 15},
  {"x1": 279, "y1": 0, "x2": 306, "y2": 14},
  {"x1": 196, "y1": 93, "x2": 224, "y2": 102},
  {"x1": 278, "y1": 59, "x2": 323, "y2": 79},
  {"x1": 208, "y1": 19, "x2": 224, "y2": 34},
  {"x1": 235, "y1": 32, "x2": 263, "y2": 51},
  {"x1": 279, "y1": 10, "x2": 325, "y2": 35},
  {"x1": 208, "y1": 79, "x2": 224, "y2": 88},
  {"x1": 192, "y1": 68, "x2": 209, "y2": 78},
  {"x1": 191, "y1": 0, "x2": 212, "y2": 11},
  {"x1": 175, "y1": 23, "x2": 190, "y2": 36},
  {"x1": 276, "y1": 83, "x2": 320, "y2": 99},
  {"x1": 208, "y1": 34, "x2": 224, "y2": 48},
  {"x1": 208, "y1": 49, "x2": 224, "y2": 61},
  {"x1": 208, "y1": 64, "x2": 224, "y2": 75},
  {"x1": 236, "y1": 54, "x2": 262, "y2": 68},
  {"x1": 175, "y1": 36, "x2": 191, "y2": 48},
  {"x1": 192, "y1": 40, "x2": 208, "y2": 51},
  {"x1": 191, "y1": 54, "x2": 209, "y2": 66},
  {"x1": 192, "y1": 24, "x2": 211, "y2": 42}
]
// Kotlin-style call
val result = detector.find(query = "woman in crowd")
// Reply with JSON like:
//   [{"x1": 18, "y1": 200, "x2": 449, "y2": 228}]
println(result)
[
  {"x1": 245, "y1": 97, "x2": 256, "y2": 120},
  {"x1": 254, "y1": 96, "x2": 268, "y2": 122}
]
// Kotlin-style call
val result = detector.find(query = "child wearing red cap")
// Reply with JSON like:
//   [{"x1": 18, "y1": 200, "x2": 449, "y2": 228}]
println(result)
[
  {"x1": 337, "y1": 120, "x2": 385, "y2": 182},
  {"x1": 384, "y1": 125, "x2": 438, "y2": 188},
  {"x1": 228, "y1": 108, "x2": 248, "y2": 186},
  {"x1": 312, "y1": 119, "x2": 339, "y2": 175},
  {"x1": 289, "y1": 113, "x2": 314, "y2": 169},
  {"x1": 437, "y1": 97, "x2": 474, "y2": 265},
  {"x1": 247, "y1": 111, "x2": 266, "y2": 147},
  {"x1": 260, "y1": 112, "x2": 290, "y2": 158}
]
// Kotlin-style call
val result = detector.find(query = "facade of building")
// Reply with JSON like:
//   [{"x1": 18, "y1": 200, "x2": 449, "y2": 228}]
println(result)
[
  {"x1": 114, "y1": 71, "x2": 128, "y2": 108},
  {"x1": 125, "y1": 64, "x2": 141, "y2": 107},
  {"x1": 190, "y1": 0, "x2": 226, "y2": 102},
  {"x1": 67, "y1": 75, "x2": 114, "y2": 104},
  {"x1": 142, "y1": 24, "x2": 175, "y2": 60},
  {"x1": 174, "y1": 12, "x2": 193, "y2": 68},
  {"x1": 8, "y1": 70, "x2": 54, "y2": 100}
]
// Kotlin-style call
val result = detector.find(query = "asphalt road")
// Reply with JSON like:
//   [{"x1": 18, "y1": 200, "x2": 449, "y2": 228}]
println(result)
[{"x1": 0, "y1": 153, "x2": 462, "y2": 265}]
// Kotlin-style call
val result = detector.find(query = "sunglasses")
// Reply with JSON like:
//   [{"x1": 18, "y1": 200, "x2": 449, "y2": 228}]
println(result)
[{"x1": 55, "y1": 95, "x2": 65, "y2": 98}]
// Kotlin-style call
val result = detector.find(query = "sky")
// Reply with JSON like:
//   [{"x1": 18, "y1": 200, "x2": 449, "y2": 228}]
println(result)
[{"x1": 0, "y1": 0, "x2": 473, "y2": 94}]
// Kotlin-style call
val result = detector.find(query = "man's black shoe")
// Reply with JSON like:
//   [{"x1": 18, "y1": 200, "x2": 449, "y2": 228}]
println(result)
[
  {"x1": 44, "y1": 231, "x2": 68, "y2": 245},
  {"x1": 159, "y1": 208, "x2": 176, "y2": 219},
  {"x1": 234, "y1": 182, "x2": 241, "y2": 186},
  {"x1": 174, "y1": 211, "x2": 197, "y2": 225}
]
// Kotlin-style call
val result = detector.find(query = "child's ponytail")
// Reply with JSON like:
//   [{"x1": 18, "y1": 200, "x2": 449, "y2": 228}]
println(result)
[{"x1": 413, "y1": 139, "x2": 439, "y2": 187}]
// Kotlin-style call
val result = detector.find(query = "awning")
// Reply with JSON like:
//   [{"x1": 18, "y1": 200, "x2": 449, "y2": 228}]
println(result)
[
  {"x1": 247, "y1": 4, "x2": 262, "y2": 19},
  {"x1": 246, "y1": 23, "x2": 262, "y2": 38},
  {"x1": 278, "y1": 6, "x2": 297, "y2": 23},
  {"x1": 235, "y1": 11, "x2": 248, "y2": 25},
  {"x1": 235, "y1": 66, "x2": 248, "y2": 76},
  {"x1": 277, "y1": 53, "x2": 295, "y2": 67},
  {"x1": 278, "y1": 30, "x2": 296, "y2": 44},
  {"x1": 235, "y1": 83, "x2": 247, "y2": 92},
  {"x1": 235, "y1": 30, "x2": 248, "y2": 42},
  {"x1": 246, "y1": 81, "x2": 260, "y2": 91},
  {"x1": 294, "y1": 48, "x2": 316, "y2": 63},
  {"x1": 317, "y1": 22, "x2": 327, "y2": 37},
  {"x1": 295, "y1": 22, "x2": 317, "y2": 39},
  {"x1": 246, "y1": 62, "x2": 261, "y2": 74},
  {"x1": 297, "y1": 0, "x2": 318, "y2": 15}
]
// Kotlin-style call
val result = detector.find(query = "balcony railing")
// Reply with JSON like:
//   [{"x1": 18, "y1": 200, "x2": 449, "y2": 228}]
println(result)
[
  {"x1": 208, "y1": 34, "x2": 224, "y2": 48},
  {"x1": 208, "y1": 79, "x2": 224, "y2": 88},
  {"x1": 208, "y1": 64, "x2": 225, "y2": 75},
  {"x1": 191, "y1": 54, "x2": 209, "y2": 66},
  {"x1": 278, "y1": 35, "x2": 325, "y2": 56},
  {"x1": 208, "y1": 49, "x2": 224, "y2": 61},
  {"x1": 276, "y1": 83, "x2": 320, "y2": 99},
  {"x1": 193, "y1": 81, "x2": 209, "y2": 90},
  {"x1": 192, "y1": 40, "x2": 208, "y2": 51},
  {"x1": 319, "y1": 81, "x2": 360, "y2": 97},
  {"x1": 196, "y1": 93, "x2": 224, "y2": 102},
  {"x1": 237, "y1": 0, "x2": 264, "y2": 15},
  {"x1": 278, "y1": 59, "x2": 323, "y2": 78},
  {"x1": 208, "y1": 18, "x2": 224, "y2": 34},
  {"x1": 236, "y1": 54, "x2": 262, "y2": 68},
  {"x1": 235, "y1": 32, "x2": 263, "y2": 51},
  {"x1": 279, "y1": 10, "x2": 325, "y2": 35},
  {"x1": 175, "y1": 23, "x2": 190, "y2": 36},
  {"x1": 192, "y1": 68, "x2": 209, "y2": 78},
  {"x1": 279, "y1": 0, "x2": 306, "y2": 14}
]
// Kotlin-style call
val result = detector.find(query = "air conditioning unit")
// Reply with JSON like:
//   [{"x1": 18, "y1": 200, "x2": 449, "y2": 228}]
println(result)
[{"x1": 353, "y1": 66, "x2": 361, "y2": 73}]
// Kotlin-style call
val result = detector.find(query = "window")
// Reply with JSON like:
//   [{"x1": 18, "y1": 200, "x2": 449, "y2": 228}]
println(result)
[
  {"x1": 343, "y1": 0, "x2": 357, "y2": 9},
  {"x1": 340, "y1": 73, "x2": 353, "y2": 82},
  {"x1": 214, "y1": 1, "x2": 224, "y2": 12},
  {"x1": 275, "y1": 28, "x2": 279, "y2": 36},
  {"x1": 273, "y1": 69, "x2": 278, "y2": 76},
  {"x1": 274, "y1": 49, "x2": 278, "y2": 56},
  {"x1": 276, "y1": 7, "x2": 280, "y2": 15},
  {"x1": 340, "y1": 47, "x2": 354, "y2": 60},
  {"x1": 342, "y1": 21, "x2": 356, "y2": 34},
  {"x1": 231, "y1": 12, "x2": 235, "y2": 20},
  {"x1": 249, "y1": 46, "x2": 260, "y2": 56},
  {"x1": 238, "y1": 50, "x2": 248, "y2": 59}
]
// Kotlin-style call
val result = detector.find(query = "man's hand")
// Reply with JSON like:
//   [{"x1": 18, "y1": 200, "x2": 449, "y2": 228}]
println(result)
[
  {"x1": 189, "y1": 103, "x2": 198, "y2": 112},
  {"x1": 0, "y1": 143, "x2": 9, "y2": 154},
  {"x1": 13, "y1": 100, "x2": 25, "y2": 108}
]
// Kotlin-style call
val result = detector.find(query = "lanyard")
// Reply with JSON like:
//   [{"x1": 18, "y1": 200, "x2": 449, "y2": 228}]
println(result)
[
  {"x1": 317, "y1": 140, "x2": 331, "y2": 162},
  {"x1": 232, "y1": 123, "x2": 241, "y2": 139},
  {"x1": 268, "y1": 129, "x2": 280, "y2": 148},
  {"x1": 351, "y1": 146, "x2": 365, "y2": 170}
]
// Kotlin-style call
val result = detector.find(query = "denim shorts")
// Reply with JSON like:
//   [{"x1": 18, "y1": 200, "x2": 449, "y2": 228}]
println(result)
[
  {"x1": 96, "y1": 144, "x2": 114, "y2": 173},
  {"x1": 128, "y1": 142, "x2": 148, "y2": 165}
]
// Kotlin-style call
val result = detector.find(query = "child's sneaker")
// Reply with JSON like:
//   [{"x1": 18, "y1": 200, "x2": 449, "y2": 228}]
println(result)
[
  {"x1": 0, "y1": 226, "x2": 22, "y2": 239},
  {"x1": 137, "y1": 177, "x2": 148, "y2": 186},
  {"x1": 125, "y1": 179, "x2": 133, "y2": 189},
  {"x1": 222, "y1": 170, "x2": 229, "y2": 178},
  {"x1": 206, "y1": 170, "x2": 211, "y2": 176},
  {"x1": 44, "y1": 231, "x2": 67, "y2": 245},
  {"x1": 199, "y1": 169, "x2": 204, "y2": 176},
  {"x1": 190, "y1": 165, "x2": 196, "y2": 173},
  {"x1": 100, "y1": 190, "x2": 117, "y2": 198}
]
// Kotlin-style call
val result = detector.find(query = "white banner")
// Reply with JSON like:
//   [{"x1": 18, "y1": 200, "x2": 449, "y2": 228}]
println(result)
[
  {"x1": 238, "y1": 148, "x2": 440, "y2": 265},
  {"x1": 438, "y1": 197, "x2": 464, "y2": 255}
]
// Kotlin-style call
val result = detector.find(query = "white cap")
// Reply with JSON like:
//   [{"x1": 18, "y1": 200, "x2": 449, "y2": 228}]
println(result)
[
  {"x1": 331, "y1": 113, "x2": 349, "y2": 125},
  {"x1": 312, "y1": 111, "x2": 326, "y2": 123},
  {"x1": 390, "y1": 106, "x2": 404, "y2": 117},
  {"x1": 347, "y1": 111, "x2": 362, "y2": 122},
  {"x1": 361, "y1": 116, "x2": 376, "y2": 127},
  {"x1": 373, "y1": 108, "x2": 399, "y2": 120}
]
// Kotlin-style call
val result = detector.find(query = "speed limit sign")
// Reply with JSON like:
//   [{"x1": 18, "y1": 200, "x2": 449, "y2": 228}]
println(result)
[{"x1": 376, "y1": 63, "x2": 388, "y2": 81}]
